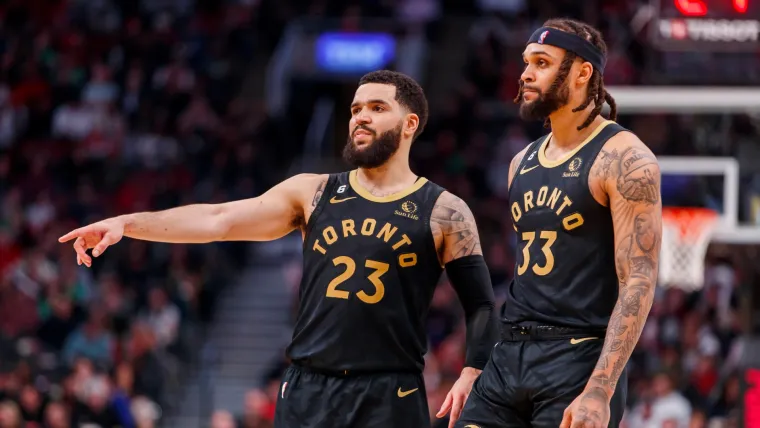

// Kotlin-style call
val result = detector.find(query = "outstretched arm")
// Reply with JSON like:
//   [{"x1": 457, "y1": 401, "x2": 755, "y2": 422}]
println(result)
[
  {"x1": 59, "y1": 174, "x2": 327, "y2": 266},
  {"x1": 431, "y1": 191, "x2": 498, "y2": 427},
  {"x1": 562, "y1": 134, "x2": 662, "y2": 427}
]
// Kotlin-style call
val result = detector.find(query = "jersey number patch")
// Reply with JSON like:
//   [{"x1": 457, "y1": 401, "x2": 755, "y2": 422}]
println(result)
[
  {"x1": 326, "y1": 256, "x2": 390, "y2": 304},
  {"x1": 516, "y1": 231, "x2": 557, "y2": 276}
]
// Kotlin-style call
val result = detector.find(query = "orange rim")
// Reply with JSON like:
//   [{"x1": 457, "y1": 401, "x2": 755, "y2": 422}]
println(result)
[{"x1": 662, "y1": 207, "x2": 719, "y2": 241}]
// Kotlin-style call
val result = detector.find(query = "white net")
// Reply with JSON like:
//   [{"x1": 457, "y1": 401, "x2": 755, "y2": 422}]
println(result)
[{"x1": 659, "y1": 207, "x2": 719, "y2": 290}]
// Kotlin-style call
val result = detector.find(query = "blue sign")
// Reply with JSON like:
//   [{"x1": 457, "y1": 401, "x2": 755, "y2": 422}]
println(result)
[{"x1": 315, "y1": 32, "x2": 396, "y2": 73}]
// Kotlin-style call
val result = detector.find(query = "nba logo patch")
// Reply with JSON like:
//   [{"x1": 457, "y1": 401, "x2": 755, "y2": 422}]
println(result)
[{"x1": 538, "y1": 30, "x2": 549, "y2": 44}]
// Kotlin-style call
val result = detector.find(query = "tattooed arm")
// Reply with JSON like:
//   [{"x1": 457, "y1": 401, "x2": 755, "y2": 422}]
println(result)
[
  {"x1": 589, "y1": 136, "x2": 661, "y2": 395},
  {"x1": 431, "y1": 191, "x2": 497, "y2": 427},
  {"x1": 431, "y1": 191, "x2": 484, "y2": 264},
  {"x1": 561, "y1": 134, "x2": 661, "y2": 428}
]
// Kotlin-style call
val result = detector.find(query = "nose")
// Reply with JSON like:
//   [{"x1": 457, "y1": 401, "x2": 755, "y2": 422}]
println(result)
[
  {"x1": 520, "y1": 66, "x2": 535, "y2": 85},
  {"x1": 353, "y1": 108, "x2": 371, "y2": 125}
]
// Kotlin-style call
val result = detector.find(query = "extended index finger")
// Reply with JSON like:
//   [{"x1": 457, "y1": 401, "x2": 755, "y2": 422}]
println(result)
[
  {"x1": 448, "y1": 396, "x2": 464, "y2": 428},
  {"x1": 58, "y1": 228, "x2": 83, "y2": 243}
]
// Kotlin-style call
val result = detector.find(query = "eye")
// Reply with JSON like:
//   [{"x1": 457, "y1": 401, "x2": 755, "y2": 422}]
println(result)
[
  {"x1": 373, "y1": 105, "x2": 384, "y2": 112},
  {"x1": 351, "y1": 107, "x2": 361, "y2": 115},
  {"x1": 538, "y1": 59, "x2": 548, "y2": 67}
]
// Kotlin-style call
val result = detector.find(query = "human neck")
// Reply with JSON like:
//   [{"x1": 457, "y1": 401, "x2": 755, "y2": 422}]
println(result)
[
  {"x1": 355, "y1": 152, "x2": 416, "y2": 194},
  {"x1": 548, "y1": 104, "x2": 606, "y2": 148}
]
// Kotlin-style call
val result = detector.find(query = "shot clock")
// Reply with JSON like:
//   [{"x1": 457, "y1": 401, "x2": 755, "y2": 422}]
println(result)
[{"x1": 650, "y1": 0, "x2": 760, "y2": 51}]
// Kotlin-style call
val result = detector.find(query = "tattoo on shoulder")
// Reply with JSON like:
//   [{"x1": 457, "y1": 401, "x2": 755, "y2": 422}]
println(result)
[
  {"x1": 617, "y1": 147, "x2": 659, "y2": 204},
  {"x1": 312, "y1": 178, "x2": 327, "y2": 207},
  {"x1": 295, "y1": 177, "x2": 328, "y2": 230},
  {"x1": 595, "y1": 146, "x2": 659, "y2": 204},
  {"x1": 594, "y1": 149, "x2": 620, "y2": 178},
  {"x1": 431, "y1": 193, "x2": 482, "y2": 262}
]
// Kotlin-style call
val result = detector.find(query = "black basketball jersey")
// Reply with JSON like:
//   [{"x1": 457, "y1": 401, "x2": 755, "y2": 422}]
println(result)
[
  {"x1": 502, "y1": 120, "x2": 626, "y2": 329},
  {"x1": 286, "y1": 170, "x2": 446, "y2": 372}
]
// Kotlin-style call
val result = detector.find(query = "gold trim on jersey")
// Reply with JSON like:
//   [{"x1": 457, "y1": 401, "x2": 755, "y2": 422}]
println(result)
[
  {"x1": 537, "y1": 120, "x2": 614, "y2": 168},
  {"x1": 348, "y1": 170, "x2": 428, "y2": 203}
]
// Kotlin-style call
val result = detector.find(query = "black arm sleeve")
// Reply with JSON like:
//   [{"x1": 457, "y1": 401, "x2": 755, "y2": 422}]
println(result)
[{"x1": 445, "y1": 254, "x2": 499, "y2": 370}]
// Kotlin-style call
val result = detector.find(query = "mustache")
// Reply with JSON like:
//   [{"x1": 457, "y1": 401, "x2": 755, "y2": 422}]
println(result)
[
  {"x1": 353, "y1": 125, "x2": 376, "y2": 136},
  {"x1": 522, "y1": 85, "x2": 542, "y2": 93}
]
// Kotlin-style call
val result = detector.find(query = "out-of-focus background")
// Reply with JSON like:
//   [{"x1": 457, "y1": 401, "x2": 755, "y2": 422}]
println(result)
[{"x1": 1, "y1": 0, "x2": 760, "y2": 427}]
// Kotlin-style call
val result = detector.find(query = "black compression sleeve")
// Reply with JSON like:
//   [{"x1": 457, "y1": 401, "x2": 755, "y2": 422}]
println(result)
[{"x1": 445, "y1": 254, "x2": 499, "y2": 370}]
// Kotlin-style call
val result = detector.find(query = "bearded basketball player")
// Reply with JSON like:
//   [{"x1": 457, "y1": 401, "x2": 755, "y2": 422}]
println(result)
[
  {"x1": 59, "y1": 70, "x2": 498, "y2": 428},
  {"x1": 455, "y1": 18, "x2": 662, "y2": 428}
]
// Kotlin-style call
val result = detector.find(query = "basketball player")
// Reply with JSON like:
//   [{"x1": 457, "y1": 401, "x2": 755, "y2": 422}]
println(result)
[
  {"x1": 59, "y1": 70, "x2": 498, "y2": 428},
  {"x1": 454, "y1": 18, "x2": 662, "y2": 428}
]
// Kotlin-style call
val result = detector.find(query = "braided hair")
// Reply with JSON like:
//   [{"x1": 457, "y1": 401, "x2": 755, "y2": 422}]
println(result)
[{"x1": 514, "y1": 18, "x2": 618, "y2": 130}]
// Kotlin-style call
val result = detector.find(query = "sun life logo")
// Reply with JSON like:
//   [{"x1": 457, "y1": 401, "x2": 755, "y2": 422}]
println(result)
[{"x1": 395, "y1": 200, "x2": 419, "y2": 220}]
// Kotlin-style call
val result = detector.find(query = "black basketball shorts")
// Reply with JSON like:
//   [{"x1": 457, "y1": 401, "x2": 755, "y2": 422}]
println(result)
[
  {"x1": 455, "y1": 336, "x2": 627, "y2": 428},
  {"x1": 274, "y1": 365, "x2": 429, "y2": 428}
]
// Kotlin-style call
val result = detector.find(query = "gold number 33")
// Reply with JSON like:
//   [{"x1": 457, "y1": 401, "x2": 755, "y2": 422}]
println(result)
[
  {"x1": 517, "y1": 231, "x2": 557, "y2": 276},
  {"x1": 326, "y1": 256, "x2": 388, "y2": 304}
]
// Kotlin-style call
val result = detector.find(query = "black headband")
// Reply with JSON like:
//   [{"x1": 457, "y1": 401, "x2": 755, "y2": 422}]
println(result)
[{"x1": 527, "y1": 27, "x2": 606, "y2": 74}]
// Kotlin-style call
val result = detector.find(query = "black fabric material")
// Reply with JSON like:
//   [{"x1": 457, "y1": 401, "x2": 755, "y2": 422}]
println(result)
[
  {"x1": 274, "y1": 365, "x2": 429, "y2": 428},
  {"x1": 455, "y1": 339, "x2": 627, "y2": 427},
  {"x1": 445, "y1": 255, "x2": 498, "y2": 369},
  {"x1": 501, "y1": 324, "x2": 607, "y2": 341},
  {"x1": 527, "y1": 26, "x2": 606, "y2": 74}
]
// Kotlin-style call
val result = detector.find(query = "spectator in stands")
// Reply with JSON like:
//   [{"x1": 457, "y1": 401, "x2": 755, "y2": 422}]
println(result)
[
  {"x1": 43, "y1": 401, "x2": 71, "y2": 428},
  {"x1": 626, "y1": 371, "x2": 692, "y2": 428},
  {"x1": 0, "y1": 400, "x2": 22, "y2": 428},
  {"x1": 138, "y1": 287, "x2": 181, "y2": 350},
  {"x1": 211, "y1": 410, "x2": 237, "y2": 428},
  {"x1": 62, "y1": 308, "x2": 114, "y2": 369}
]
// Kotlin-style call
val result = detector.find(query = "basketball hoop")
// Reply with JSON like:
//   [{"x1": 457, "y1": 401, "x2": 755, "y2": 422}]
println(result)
[{"x1": 659, "y1": 207, "x2": 719, "y2": 290}]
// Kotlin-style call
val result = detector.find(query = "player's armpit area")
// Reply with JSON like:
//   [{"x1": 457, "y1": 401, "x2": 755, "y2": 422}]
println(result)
[
  {"x1": 219, "y1": 173, "x2": 328, "y2": 242},
  {"x1": 507, "y1": 145, "x2": 531, "y2": 191},
  {"x1": 430, "y1": 191, "x2": 483, "y2": 265},
  {"x1": 587, "y1": 133, "x2": 662, "y2": 397}
]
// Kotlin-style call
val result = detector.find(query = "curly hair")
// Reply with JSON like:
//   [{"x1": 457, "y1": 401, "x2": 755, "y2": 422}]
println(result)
[
  {"x1": 514, "y1": 18, "x2": 618, "y2": 130},
  {"x1": 358, "y1": 70, "x2": 429, "y2": 140}
]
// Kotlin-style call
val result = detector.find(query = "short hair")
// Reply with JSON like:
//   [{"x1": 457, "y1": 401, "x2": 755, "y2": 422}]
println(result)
[
  {"x1": 358, "y1": 70, "x2": 429, "y2": 140},
  {"x1": 515, "y1": 18, "x2": 618, "y2": 130}
]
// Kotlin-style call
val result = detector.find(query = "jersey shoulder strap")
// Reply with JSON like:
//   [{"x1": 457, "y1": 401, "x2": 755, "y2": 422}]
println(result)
[
  {"x1": 421, "y1": 179, "x2": 446, "y2": 204},
  {"x1": 514, "y1": 135, "x2": 549, "y2": 173},
  {"x1": 304, "y1": 173, "x2": 340, "y2": 238}
]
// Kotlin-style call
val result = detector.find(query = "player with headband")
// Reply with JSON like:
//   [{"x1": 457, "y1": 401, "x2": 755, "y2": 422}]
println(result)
[{"x1": 452, "y1": 18, "x2": 661, "y2": 428}]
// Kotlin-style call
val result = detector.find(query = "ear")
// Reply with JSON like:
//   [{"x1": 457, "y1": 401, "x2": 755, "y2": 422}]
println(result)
[
  {"x1": 576, "y1": 61, "x2": 594, "y2": 86},
  {"x1": 404, "y1": 113, "x2": 419, "y2": 139}
]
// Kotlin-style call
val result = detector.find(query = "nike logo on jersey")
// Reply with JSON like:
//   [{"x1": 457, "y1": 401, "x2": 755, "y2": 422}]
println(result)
[
  {"x1": 397, "y1": 387, "x2": 418, "y2": 398},
  {"x1": 519, "y1": 165, "x2": 539, "y2": 175},
  {"x1": 570, "y1": 337, "x2": 598, "y2": 345},
  {"x1": 330, "y1": 196, "x2": 357, "y2": 204}
]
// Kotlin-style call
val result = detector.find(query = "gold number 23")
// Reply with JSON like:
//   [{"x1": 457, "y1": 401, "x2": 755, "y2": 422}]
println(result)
[
  {"x1": 326, "y1": 256, "x2": 388, "y2": 304},
  {"x1": 517, "y1": 231, "x2": 557, "y2": 276}
]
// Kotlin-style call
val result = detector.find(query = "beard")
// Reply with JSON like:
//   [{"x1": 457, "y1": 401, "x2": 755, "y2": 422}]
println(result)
[
  {"x1": 342, "y1": 122, "x2": 403, "y2": 168},
  {"x1": 518, "y1": 77, "x2": 570, "y2": 122}
]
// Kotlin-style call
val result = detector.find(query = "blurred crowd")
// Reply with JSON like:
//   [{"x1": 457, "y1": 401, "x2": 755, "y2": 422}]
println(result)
[
  {"x1": 0, "y1": 0, "x2": 282, "y2": 426},
  {"x1": 1, "y1": 0, "x2": 758, "y2": 427}
]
